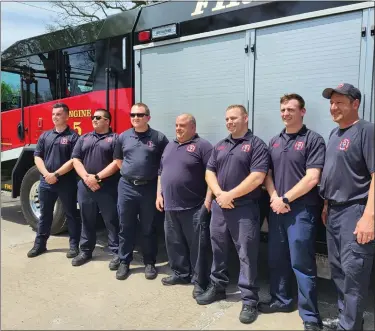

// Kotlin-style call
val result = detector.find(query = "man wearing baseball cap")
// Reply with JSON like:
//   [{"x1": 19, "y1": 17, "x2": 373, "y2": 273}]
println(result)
[{"x1": 320, "y1": 83, "x2": 374, "y2": 331}]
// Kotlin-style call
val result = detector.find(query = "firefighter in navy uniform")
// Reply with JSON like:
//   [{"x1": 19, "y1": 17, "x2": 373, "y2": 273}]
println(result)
[
  {"x1": 156, "y1": 114, "x2": 213, "y2": 298},
  {"x1": 260, "y1": 94, "x2": 326, "y2": 331},
  {"x1": 27, "y1": 103, "x2": 81, "y2": 259},
  {"x1": 114, "y1": 103, "x2": 169, "y2": 281},
  {"x1": 71, "y1": 109, "x2": 120, "y2": 269},
  {"x1": 320, "y1": 84, "x2": 374, "y2": 331},
  {"x1": 196, "y1": 105, "x2": 269, "y2": 325}
]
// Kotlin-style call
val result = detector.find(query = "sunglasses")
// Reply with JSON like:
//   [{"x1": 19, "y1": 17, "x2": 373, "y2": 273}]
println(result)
[
  {"x1": 91, "y1": 115, "x2": 108, "y2": 121},
  {"x1": 130, "y1": 113, "x2": 148, "y2": 118}
]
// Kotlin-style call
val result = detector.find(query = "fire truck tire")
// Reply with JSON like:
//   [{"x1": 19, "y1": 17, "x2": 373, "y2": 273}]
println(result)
[{"x1": 20, "y1": 166, "x2": 67, "y2": 235}]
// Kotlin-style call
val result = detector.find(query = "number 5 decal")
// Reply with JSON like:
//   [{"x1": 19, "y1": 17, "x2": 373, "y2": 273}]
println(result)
[{"x1": 73, "y1": 122, "x2": 82, "y2": 135}]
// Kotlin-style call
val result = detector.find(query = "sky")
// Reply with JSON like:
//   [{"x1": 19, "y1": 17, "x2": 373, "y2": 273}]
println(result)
[{"x1": 1, "y1": 1, "x2": 123, "y2": 51}]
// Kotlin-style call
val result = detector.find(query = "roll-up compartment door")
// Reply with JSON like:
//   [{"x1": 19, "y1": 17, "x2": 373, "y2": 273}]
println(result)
[
  {"x1": 253, "y1": 11, "x2": 363, "y2": 144},
  {"x1": 137, "y1": 32, "x2": 248, "y2": 144}
]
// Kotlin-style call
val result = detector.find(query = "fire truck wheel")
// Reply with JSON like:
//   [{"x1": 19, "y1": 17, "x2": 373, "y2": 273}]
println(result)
[{"x1": 20, "y1": 166, "x2": 67, "y2": 235}]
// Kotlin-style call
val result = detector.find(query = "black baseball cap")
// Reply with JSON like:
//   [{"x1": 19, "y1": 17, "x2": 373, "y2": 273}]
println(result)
[{"x1": 322, "y1": 83, "x2": 361, "y2": 102}]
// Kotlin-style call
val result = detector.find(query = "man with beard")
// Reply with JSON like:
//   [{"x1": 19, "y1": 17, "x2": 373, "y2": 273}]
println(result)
[{"x1": 71, "y1": 109, "x2": 120, "y2": 269}]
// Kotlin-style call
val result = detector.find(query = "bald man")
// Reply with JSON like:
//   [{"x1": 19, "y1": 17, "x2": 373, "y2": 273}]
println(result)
[{"x1": 156, "y1": 114, "x2": 213, "y2": 298}]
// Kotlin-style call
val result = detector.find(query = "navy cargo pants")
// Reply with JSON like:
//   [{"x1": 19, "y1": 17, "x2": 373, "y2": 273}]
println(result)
[
  {"x1": 326, "y1": 200, "x2": 374, "y2": 331},
  {"x1": 268, "y1": 203, "x2": 321, "y2": 324},
  {"x1": 117, "y1": 177, "x2": 158, "y2": 265},
  {"x1": 210, "y1": 200, "x2": 260, "y2": 306},
  {"x1": 35, "y1": 175, "x2": 80, "y2": 249},
  {"x1": 77, "y1": 179, "x2": 119, "y2": 254},
  {"x1": 165, "y1": 204, "x2": 212, "y2": 288}
]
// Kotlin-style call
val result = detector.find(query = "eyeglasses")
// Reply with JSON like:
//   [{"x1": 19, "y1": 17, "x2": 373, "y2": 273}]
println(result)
[
  {"x1": 130, "y1": 113, "x2": 148, "y2": 118},
  {"x1": 91, "y1": 115, "x2": 108, "y2": 121}
]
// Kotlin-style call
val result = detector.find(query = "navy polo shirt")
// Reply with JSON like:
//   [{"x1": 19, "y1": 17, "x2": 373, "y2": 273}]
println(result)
[
  {"x1": 34, "y1": 126, "x2": 79, "y2": 178},
  {"x1": 113, "y1": 127, "x2": 169, "y2": 181},
  {"x1": 159, "y1": 135, "x2": 213, "y2": 211},
  {"x1": 206, "y1": 130, "x2": 269, "y2": 205},
  {"x1": 269, "y1": 125, "x2": 326, "y2": 205},
  {"x1": 71, "y1": 129, "x2": 118, "y2": 179},
  {"x1": 320, "y1": 119, "x2": 374, "y2": 203}
]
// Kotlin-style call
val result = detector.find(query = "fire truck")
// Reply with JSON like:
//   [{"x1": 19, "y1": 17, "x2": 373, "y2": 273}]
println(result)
[{"x1": 1, "y1": 0, "x2": 374, "y2": 276}]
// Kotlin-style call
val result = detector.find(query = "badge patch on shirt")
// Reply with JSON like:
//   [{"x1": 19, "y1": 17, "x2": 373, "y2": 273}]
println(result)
[
  {"x1": 186, "y1": 144, "x2": 196, "y2": 152},
  {"x1": 60, "y1": 137, "x2": 68, "y2": 145},
  {"x1": 339, "y1": 138, "x2": 350, "y2": 151},
  {"x1": 147, "y1": 141, "x2": 154, "y2": 148},
  {"x1": 241, "y1": 144, "x2": 251, "y2": 152},
  {"x1": 217, "y1": 145, "x2": 226, "y2": 151},
  {"x1": 273, "y1": 143, "x2": 280, "y2": 148},
  {"x1": 106, "y1": 137, "x2": 113, "y2": 143},
  {"x1": 294, "y1": 141, "x2": 304, "y2": 150}
]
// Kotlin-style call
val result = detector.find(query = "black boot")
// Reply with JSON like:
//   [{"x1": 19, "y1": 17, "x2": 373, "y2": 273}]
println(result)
[
  {"x1": 258, "y1": 300, "x2": 294, "y2": 314},
  {"x1": 66, "y1": 247, "x2": 79, "y2": 259},
  {"x1": 116, "y1": 262, "x2": 130, "y2": 280},
  {"x1": 195, "y1": 282, "x2": 226, "y2": 305},
  {"x1": 192, "y1": 284, "x2": 205, "y2": 299},
  {"x1": 304, "y1": 322, "x2": 323, "y2": 331},
  {"x1": 109, "y1": 255, "x2": 120, "y2": 270},
  {"x1": 239, "y1": 304, "x2": 258, "y2": 324},
  {"x1": 161, "y1": 275, "x2": 190, "y2": 286},
  {"x1": 145, "y1": 264, "x2": 157, "y2": 280},
  {"x1": 72, "y1": 252, "x2": 92, "y2": 266},
  {"x1": 27, "y1": 245, "x2": 47, "y2": 258}
]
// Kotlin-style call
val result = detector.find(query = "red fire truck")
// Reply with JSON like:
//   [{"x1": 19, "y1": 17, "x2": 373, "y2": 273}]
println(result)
[{"x1": 1, "y1": 1, "x2": 374, "y2": 276}]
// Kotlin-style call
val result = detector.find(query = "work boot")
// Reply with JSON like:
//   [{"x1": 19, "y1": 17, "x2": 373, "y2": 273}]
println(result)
[
  {"x1": 258, "y1": 300, "x2": 294, "y2": 314},
  {"x1": 239, "y1": 304, "x2": 258, "y2": 324},
  {"x1": 195, "y1": 282, "x2": 226, "y2": 305},
  {"x1": 72, "y1": 252, "x2": 92, "y2": 266},
  {"x1": 145, "y1": 264, "x2": 157, "y2": 280},
  {"x1": 109, "y1": 255, "x2": 120, "y2": 270},
  {"x1": 66, "y1": 247, "x2": 79, "y2": 258},
  {"x1": 116, "y1": 262, "x2": 130, "y2": 280},
  {"x1": 27, "y1": 245, "x2": 47, "y2": 258},
  {"x1": 304, "y1": 322, "x2": 323, "y2": 331},
  {"x1": 192, "y1": 284, "x2": 205, "y2": 299},
  {"x1": 161, "y1": 275, "x2": 190, "y2": 286}
]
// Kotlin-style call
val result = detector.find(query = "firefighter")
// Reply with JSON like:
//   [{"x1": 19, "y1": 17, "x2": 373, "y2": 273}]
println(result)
[
  {"x1": 320, "y1": 83, "x2": 374, "y2": 331},
  {"x1": 27, "y1": 103, "x2": 81, "y2": 259},
  {"x1": 156, "y1": 114, "x2": 213, "y2": 298},
  {"x1": 195, "y1": 105, "x2": 269, "y2": 325},
  {"x1": 114, "y1": 103, "x2": 169, "y2": 281},
  {"x1": 260, "y1": 94, "x2": 326, "y2": 331},
  {"x1": 71, "y1": 109, "x2": 120, "y2": 269}
]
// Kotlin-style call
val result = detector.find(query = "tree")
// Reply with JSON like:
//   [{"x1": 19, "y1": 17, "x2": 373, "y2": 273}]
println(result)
[{"x1": 47, "y1": 1, "x2": 157, "y2": 31}]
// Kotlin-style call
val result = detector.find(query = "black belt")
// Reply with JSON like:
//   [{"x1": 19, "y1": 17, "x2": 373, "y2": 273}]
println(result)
[
  {"x1": 327, "y1": 198, "x2": 367, "y2": 206},
  {"x1": 123, "y1": 176, "x2": 151, "y2": 186}
]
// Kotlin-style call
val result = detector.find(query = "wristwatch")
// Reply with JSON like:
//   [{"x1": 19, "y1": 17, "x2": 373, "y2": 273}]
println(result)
[
  {"x1": 282, "y1": 196, "x2": 290, "y2": 205},
  {"x1": 95, "y1": 174, "x2": 102, "y2": 183},
  {"x1": 54, "y1": 172, "x2": 60, "y2": 178}
]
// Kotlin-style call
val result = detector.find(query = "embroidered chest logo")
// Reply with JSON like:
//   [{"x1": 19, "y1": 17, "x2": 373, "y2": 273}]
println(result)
[
  {"x1": 217, "y1": 145, "x2": 226, "y2": 151},
  {"x1": 147, "y1": 141, "x2": 154, "y2": 148},
  {"x1": 273, "y1": 142, "x2": 280, "y2": 148},
  {"x1": 60, "y1": 137, "x2": 68, "y2": 145},
  {"x1": 339, "y1": 138, "x2": 350, "y2": 151},
  {"x1": 105, "y1": 137, "x2": 113, "y2": 143},
  {"x1": 294, "y1": 141, "x2": 304, "y2": 151},
  {"x1": 241, "y1": 144, "x2": 251, "y2": 152},
  {"x1": 186, "y1": 144, "x2": 196, "y2": 152}
]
